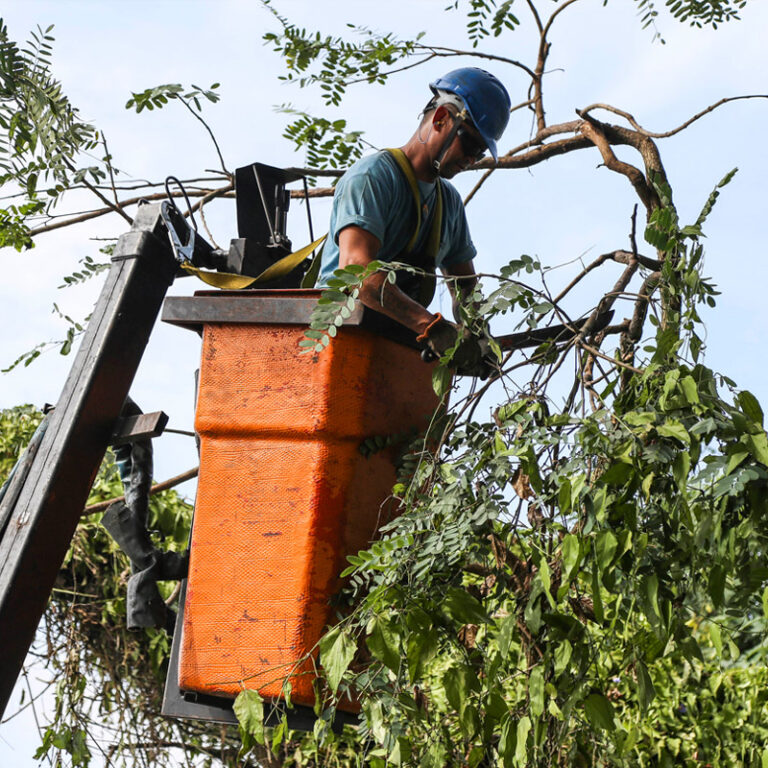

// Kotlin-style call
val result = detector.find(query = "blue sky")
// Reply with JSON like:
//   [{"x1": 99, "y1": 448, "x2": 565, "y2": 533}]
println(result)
[{"x1": 1, "y1": 0, "x2": 766, "y2": 763}]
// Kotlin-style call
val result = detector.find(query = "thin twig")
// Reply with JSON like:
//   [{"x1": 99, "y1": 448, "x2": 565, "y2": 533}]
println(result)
[
  {"x1": 177, "y1": 96, "x2": 231, "y2": 177},
  {"x1": 421, "y1": 43, "x2": 536, "y2": 79},
  {"x1": 577, "y1": 341, "x2": 643, "y2": 374},
  {"x1": 101, "y1": 134, "x2": 120, "y2": 207},
  {"x1": 63, "y1": 157, "x2": 133, "y2": 225},
  {"x1": 82, "y1": 467, "x2": 199, "y2": 516}
]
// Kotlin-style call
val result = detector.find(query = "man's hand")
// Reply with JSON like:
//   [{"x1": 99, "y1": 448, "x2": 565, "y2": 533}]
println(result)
[
  {"x1": 417, "y1": 314, "x2": 498, "y2": 379},
  {"x1": 417, "y1": 313, "x2": 459, "y2": 358}
]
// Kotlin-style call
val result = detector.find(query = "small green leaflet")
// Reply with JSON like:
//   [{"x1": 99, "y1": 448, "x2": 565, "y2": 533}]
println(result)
[
  {"x1": 367, "y1": 617, "x2": 400, "y2": 673},
  {"x1": 319, "y1": 626, "x2": 356, "y2": 692},
  {"x1": 443, "y1": 587, "x2": 488, "y2": 624},
  {"x1": 584, "y1": 692, "x2": 616, "y2": 731},
  {"x1": 738, "y1": 390, "x2": 764, "y2": 426},
  {"x1": 529, "y1": 667, "x2": 545, "y2": 718},
  {"x1": 233, "y1": 689, "x2": 264, "y2": 745},
  {"x1": 635, "y1": 659, "x2": 656, "y2": 713},
  {"x1": 514, "y1": 716, "x2": 531, "y2": 766}
]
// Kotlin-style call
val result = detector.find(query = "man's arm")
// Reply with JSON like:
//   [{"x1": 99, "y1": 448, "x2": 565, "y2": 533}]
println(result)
[
  {"x1": 442, "y1": 259, "x2": 478, "y2": 322},
  {"x1": 338, "y1": 225, "x2": 437, "y2": 336}
]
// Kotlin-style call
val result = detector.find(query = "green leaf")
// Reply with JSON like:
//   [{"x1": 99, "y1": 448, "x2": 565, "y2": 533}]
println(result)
[
  {"x1": 498, "y1": 614, "x2": 516, "y2": 659},
  {"x1": 319, "y1": 626, "x2": 356, "y2": 692},
  {"x1": 432, "y1": 364, "x2": 452, "y2": 397},
  {"x1": 514, "y1": 716, "x2": 531, "y2": 766},
  {"x1": 559, "y1": 534, "x2": 581, "y2": 598},
  {"x1": 584, "y1": 693, "x2": 616, "y2": 731},
  {"x1": 407, "y1": 626, "x2": 438, "y2": 683},
  {"x1": 746, "y1": 432, "x2": 768, "y2": 467},
  {"x1": 636, "y1": 659, "x2": 655, "y2": 713},
  {"x1": 529, "y1": 666, "x2": 545, "y2": 717},
  {"x1": 680, "y1": 375, "x2": 699, "y2": 404},
  {"x1": 643, "y1": 573, "x2": 662, "y2": 630},
  {"x1": 595, "y1": 530, "x2": 618, "y2": 575},
  {"x1": 233, "y1": 689, "x2": 264, "y2": 745},
  {"x1": 708, "y1": 564, "x2": 726, "y2": 606},
  {"x1": 657, "y1": 421, "x2": 690, "y2": 444},
  {"x1": 367, "y1": 617, "x2": 400, "y2": 673},
  {"x1": 709, "y1": 622, "x2": 723, "y2": 657},
  {"x1": 443, "y1": 587, "x2": 488, "y2": 624},
  {"x1": 738, "y1": 390, "x2": 765, "y2": 426},
  {"x1": 672, "y1": 451, "x2": 691, "y2": 488},
  {"x1": 444, "y1": 664, "x2": 477, "y2": 711},
  {"x1": 554, "y1": 639, "x2": 572, "y2": 677}
]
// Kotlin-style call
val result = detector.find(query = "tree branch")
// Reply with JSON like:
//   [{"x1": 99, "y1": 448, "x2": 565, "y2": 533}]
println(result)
[
  {"x1": 82, "y1": 467, "x2": 198, "y2": 516},
  {"x1": 580, "y1": 94, "x2": 768, "y2": 139},
  {"x1": 577, "y1": 118, "x2": 659, "y2": 214}
]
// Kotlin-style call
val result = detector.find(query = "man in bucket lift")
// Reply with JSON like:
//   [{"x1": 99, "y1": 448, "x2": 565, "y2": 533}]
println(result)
[{"x1": 317, "y1": 67, "x2": 511, "y2": 376}]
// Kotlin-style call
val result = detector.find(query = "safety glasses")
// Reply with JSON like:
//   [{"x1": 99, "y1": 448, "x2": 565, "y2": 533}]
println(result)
[{"x1": 456, "y1": 125, "x2": 487, "y2": 161}]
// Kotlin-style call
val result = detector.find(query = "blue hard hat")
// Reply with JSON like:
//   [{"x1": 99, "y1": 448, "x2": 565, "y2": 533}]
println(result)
[{"x1": 430, "y1": 68, "x2": 511, "y2": 161}]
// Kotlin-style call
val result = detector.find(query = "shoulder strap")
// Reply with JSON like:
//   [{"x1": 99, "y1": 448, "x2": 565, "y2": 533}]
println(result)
[
  {"x1": 386, "y1": 147, "x2": 422, "y2": 254},
  {"x1": 385, "y1": 148, "x2": 441, "y2": 263}
]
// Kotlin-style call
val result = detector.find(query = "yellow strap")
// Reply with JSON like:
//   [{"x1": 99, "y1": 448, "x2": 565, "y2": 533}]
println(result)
[
  {"x1": 385, "y1": 148, "x2": 442, "y2": 305},
  {"x1": 387, "y1": 147, "x2": 422, "y2": 254},
  {"x1": 385, "y1": 148, "x2": 442, "y2": 262},
  {"x1": 182, "y1": 234, "x2": 327, "y2": 289}
]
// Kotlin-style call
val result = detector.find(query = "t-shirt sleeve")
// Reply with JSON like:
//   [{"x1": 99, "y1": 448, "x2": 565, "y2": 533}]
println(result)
[{"x1": 331, "y1": 164, "x2": 394, "y2": 248}]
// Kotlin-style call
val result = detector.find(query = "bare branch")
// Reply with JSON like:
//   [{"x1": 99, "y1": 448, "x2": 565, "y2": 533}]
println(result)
[
  {"x1": 580, "y1": 94, "x2": 768, "y2": 139},
  {"x1": 543, "y1": 0, "x2": 583, "y2": 39},
  {"x1": 101, "y1": 134, "x2": 120, "y2": 208},
  {"x1": 420, "y1": 43, "x2": 536, "y2": 80},
  {"x1": 525, "y1": 0, "x2": 545, "y2": 34},
  {"x1": 82, "y1": 467, "x2": 199, "y2": 516},
  {"x1": 578, "y1": 119, "x2": 659, "y2": 214},
  {"x1": 28, "y1": 185, "x2": 335, "y2": 237},
  {"x1": 578, "y1": 340, "x2": 643, "y2": 374}
]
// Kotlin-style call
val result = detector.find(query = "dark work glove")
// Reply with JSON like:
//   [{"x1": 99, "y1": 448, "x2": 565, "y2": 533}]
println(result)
[
  {"x1": 418, "y1": 314, "x2": 499, "y2": 380},
  {"x1": 417, "y1": 313, "x2": 459, "y2": 360}
]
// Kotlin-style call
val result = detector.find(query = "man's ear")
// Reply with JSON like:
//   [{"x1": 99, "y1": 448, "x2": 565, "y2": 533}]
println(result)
[{"x1": 432, "y1": 105, "x2": 452, "y2": 131}]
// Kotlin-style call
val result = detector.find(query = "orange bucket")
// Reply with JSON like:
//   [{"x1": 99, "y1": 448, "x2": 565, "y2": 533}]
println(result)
[{"x1": 173, "y1": 291, "x2": 438, "y2": 709}]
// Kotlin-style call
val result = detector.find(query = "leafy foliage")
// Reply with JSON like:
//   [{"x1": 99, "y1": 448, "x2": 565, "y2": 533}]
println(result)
[
  {"x1": 262, "y1": 2, "x2": 429, "y2": 167},
  {"x1": 0, "y1": 406, "x2": 242, "y2": 767},
  {"x1": 633, "y1": 0, "x2": 748, "y2": 30},
  {"x1": 444, "y1": 0, "x2": 521, "y2": 47},
  {"x1": 278, "y1": 106, "x2": 366, "y2": 171},
  {"x1": 236, "y1": 171, "x2": 768, "y2": 766},
  {"x1": 125, "y1": 82, "x2": 220, "y2": 113},
  {"x1": 2, "y1": 2, "x2": 766, "y2": 766},
  {"x1": 0, "y1": 18, "x2": 99, "y2": 246}
]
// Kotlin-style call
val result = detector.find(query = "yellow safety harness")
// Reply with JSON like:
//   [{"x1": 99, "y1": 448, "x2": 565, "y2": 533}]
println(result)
[
  {"x1": 179, "y1": 149, "x2": 442, "y2": 299},
  {"x1": 385, "y1": 147, "x2": 443, "y2": 307}
]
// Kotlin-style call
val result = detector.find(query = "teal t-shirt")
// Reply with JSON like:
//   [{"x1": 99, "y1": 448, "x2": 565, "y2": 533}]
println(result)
[{"x1": 317, "y1": 151, "x2": 476, "y2": 287}]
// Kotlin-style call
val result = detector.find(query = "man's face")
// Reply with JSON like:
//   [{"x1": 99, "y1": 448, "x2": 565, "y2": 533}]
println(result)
[{"x1": 433, "y1": 108, "x2": 487, "y2": 179}]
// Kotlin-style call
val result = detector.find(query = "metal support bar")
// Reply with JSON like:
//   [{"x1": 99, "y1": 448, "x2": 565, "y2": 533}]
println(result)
[{"x1": 0, "y1": 204, "x2": 179, "y2": 717}]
